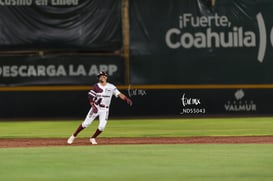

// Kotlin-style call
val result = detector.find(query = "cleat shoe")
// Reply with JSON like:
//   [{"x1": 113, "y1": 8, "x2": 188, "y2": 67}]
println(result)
[
  {"x1": 67, "y1": 135, "x2": 76, "y2": 144},
  {"x1": 90, "y1": 138, "x2": 98, "y2": 145}
]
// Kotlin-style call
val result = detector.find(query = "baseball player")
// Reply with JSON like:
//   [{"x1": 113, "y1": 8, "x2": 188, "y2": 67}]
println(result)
[{"x1": 67, "y1": 71, "x2": 132, "y2": 145}]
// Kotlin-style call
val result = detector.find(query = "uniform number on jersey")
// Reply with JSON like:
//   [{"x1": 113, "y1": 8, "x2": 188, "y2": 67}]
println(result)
[{"x1": 94, "y1": 98, "x2": 102, "y2": 105}]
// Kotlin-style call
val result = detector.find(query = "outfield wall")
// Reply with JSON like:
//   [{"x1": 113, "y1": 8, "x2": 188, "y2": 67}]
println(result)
[{"x1": 1, "y1": 88, "x2": 273, "y2": 118}]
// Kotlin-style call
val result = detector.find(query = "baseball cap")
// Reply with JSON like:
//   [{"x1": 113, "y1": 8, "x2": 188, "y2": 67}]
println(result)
[{"x1": 97, "y1": 71, "x2": 108, "y2": 78}]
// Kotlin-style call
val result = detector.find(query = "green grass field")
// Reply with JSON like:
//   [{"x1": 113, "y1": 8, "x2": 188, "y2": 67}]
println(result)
[
  {"x1": 1, "y1": 117, "x2": 273, "y2": 138},
  {"x1": 1, "y1": 117, "x2": 273, "y2": 181}
]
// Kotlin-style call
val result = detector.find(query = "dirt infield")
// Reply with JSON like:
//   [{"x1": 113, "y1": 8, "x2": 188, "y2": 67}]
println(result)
[{"x1": 1, "y1": 136, "x2": 273, "y2": 148}]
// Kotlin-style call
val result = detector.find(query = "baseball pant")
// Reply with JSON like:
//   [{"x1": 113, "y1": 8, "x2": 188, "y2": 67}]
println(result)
[{"x1": 82, "y1": 107, "x2": 109, "y2": 131}]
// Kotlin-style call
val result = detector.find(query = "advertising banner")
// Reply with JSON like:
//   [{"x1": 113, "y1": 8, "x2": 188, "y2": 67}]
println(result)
[
  {"x1": 1, "y1": 87, "x2": 273, "y2": 118},
  {"x1": 120, "y1": 88, "x2": 273, "y2": 116},
  {"x1": 0, "y1": 55, "x2": 125, "y2": 86},
  {"x1": 0, "y1": 0, "x2": 122, "y2": 51},
  {"x1": 130, "y1": 0, "x2": 273, "y2": 85}
]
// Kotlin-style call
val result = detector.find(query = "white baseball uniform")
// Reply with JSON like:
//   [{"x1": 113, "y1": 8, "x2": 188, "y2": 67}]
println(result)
[{"x1": 81, "y1": 82, "x2": 121, "y2": 131}]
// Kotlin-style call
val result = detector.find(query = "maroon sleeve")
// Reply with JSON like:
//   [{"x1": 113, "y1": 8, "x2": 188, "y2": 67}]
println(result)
[{"x1": 88, "y1": 84, "x2": 103, "y2": 105}]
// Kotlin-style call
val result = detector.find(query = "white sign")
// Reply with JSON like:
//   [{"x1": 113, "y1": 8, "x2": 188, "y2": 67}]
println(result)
[
  {"x1": 166, "y1": 12, "x2": 273, "y2": 63},
  {"x1": 180, "y1": 93, "x2": 206, "y2": 115},
  {"x1": 0, "y1": 64, "x2": 118, "y2": 78},
  {"x1": 224, "y1": 89, "x2": 256, "y2": 112}
]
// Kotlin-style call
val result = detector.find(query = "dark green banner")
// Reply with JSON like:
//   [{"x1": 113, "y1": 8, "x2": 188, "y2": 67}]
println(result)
[
  {"x1": 0, "y1": 0, "x2": 122, "y2": 51},
  {"x1": 130, "y1": 0, "x2": 273, "y2": 84},
  {"x1": 0, "y1": 55, "x2": 125, "y2": 86}
]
